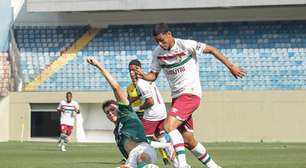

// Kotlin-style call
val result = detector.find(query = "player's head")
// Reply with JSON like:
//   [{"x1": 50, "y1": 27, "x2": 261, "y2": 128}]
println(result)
[
  {"x1": 102, "y1": 99, "x2": 119, "y2": 123},
  {"x1": 129, "y1": 59, "x2": 141, "y2": 84},
  {"x1": 153, "y1": 23, "x2": 174, "y2": 50},
  {"x1": 66, "y1": 91, "x2": 72, "y2": 103}
]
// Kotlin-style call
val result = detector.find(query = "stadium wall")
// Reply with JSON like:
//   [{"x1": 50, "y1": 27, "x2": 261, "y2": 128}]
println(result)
[
  {"x1": 6, "y1": 91, "x2": 306, "y2": 142},
  {"x1": 0, "y1": 96, "x2": 10, "y2": 141}
]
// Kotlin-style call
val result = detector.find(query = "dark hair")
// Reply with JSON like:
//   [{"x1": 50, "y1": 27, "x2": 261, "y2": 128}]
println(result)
[
  {"x1": 66, "y1": 91, "x2": 72, "y2": 96},
  {"x1": 129, "y1": 59, "x2": 141, "y2": 68},
  {"x1": 153, "y1": 23, "x2": 170, "y2": 36},
  {"x1": 102, "y1": 99, "x2": 117, "y2": 111}
]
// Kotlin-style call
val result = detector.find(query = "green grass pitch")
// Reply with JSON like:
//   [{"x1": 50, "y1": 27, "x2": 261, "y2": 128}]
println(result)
[{"x1": 1, "y1": 142, "x2": 306, "y2": 168}]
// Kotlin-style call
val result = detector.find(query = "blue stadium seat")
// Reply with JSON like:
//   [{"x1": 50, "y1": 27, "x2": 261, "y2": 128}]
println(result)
[{"x1": 16, "y1": 22, "x2": 306, "y2": 91}]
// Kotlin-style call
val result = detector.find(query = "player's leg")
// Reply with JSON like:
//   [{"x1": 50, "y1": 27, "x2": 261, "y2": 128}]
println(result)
[
  {"x1": 58, "y1": 125, "x2": 68, "y2": 150},
  {"x1": 155, "y1": 120, "x2": 176, "y2": 166},
  {"x1": 143, "y1": 118, "x2": 172, "y2": 166},
  {"x1": 143, "y1": 119, "x2": 171, "y2": 149},
  {"x1": 158, "y1": 133, "x2": 178, "y2": 167},
  {"x1": 165, "y1": 94, "x2": 200, "y2": 168},
  {"x1": 60, "y1": 125, "x2": 73, "y2": 151},
  {"x1": 164, "y1": 115, "x2": 189, "y2": 167},
  {"x1": 181, "y1": 117, "x2": 221, "y2": 168},
  {"x1": 125, "y1": 142, "x2": 157, "y2": 168}
]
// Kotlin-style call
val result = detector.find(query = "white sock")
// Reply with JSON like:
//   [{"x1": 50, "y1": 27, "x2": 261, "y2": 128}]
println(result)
[
  {"x1": 168, "y1": 129, "x2": 188, "y2": 167},
  {"x1": 191, "y1": 143, "x2": 219, "y2": 168},
  {"x1": 148, "y1": 139, "x2": 170, "y2": 148}
]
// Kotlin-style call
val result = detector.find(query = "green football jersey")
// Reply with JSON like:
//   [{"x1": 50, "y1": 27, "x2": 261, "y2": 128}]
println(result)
[{"x1": 113, "y1": 102, "x2": 147, "y2": 158}]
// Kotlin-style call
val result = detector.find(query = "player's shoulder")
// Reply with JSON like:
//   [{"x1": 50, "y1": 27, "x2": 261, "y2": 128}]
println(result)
[
  {"x1": 176, "y1": 38, "x2": 197, "y2": 46},
  {"x1": 127, "y1": 82, "x2": 135, "y2": 90},
  {"x1": 152, "y1": 46, "x2": 163, "y2": 56},
  {"x1": 71, "y1": 100, "x2": 79, "y2": 105},
  {"x1": 136, "y1": 79, "x2": 150, "y2": 87}
]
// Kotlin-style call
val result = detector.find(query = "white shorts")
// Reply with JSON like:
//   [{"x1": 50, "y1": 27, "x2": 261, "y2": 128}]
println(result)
[{"x1": 126, "y1": 142, "x2": 157, "y2": 167}]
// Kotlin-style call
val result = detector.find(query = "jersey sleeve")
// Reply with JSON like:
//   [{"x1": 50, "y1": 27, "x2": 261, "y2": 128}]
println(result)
[
  {"x1": 74, "y1": 101, "x2": 80, "y2": 110},
  {"x1": 182, "y1": 39, "x2": 206, "y2": 56},
  {"x1": 150, "y1": 49, "x2": 161, "y2": 72},
  {"x1": 57, "y1": 101, "x2": 63, "y2": 110},
  {"x1": 136, "y1": 80, "x2": 153, "y2": 99}
]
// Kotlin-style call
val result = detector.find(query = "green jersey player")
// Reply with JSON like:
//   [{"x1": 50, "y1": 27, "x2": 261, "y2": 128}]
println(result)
[{"x1": 87, "y1": 56, "x2": 157, "y2": 168}]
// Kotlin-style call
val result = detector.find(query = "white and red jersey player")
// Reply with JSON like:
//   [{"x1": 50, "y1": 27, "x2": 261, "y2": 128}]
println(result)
[
  {"x1": 135, "y1": 79, "x2": 167, "y2": 137},
  {"x1": 151, "y1": 38, "x2": 206, "y2": 99},
  {"x1": 136, "y1": 79, "x2": 167, "y2": 121},
  {"x1": 138, "y1": 23, "x2": 246, "y2": 168},
  {"x1": 151, "y1": 38, "x2": 206, "y2": 129},
  {"x1": 57, "y1": 100, "x2": 79, "y2": 134}
]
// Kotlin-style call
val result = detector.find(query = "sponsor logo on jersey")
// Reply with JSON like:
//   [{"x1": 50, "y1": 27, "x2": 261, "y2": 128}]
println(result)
[{"x1": 165, "y1": 66, "x2": 186, "y2": 75}]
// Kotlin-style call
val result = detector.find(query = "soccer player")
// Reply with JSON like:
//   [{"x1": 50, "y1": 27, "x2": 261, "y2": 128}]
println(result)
[
  {"x1": 128, "y1": 59, "x2": 175, "y2": 166},
  {"x1": 135, "y1": 23, "x2": 247, "y2": 168},
  {"x1": 87, "y1": 56, "x2": 157, "y2": 168},
  {"x1": 57, "y1": 91, "x2": 80, "y2": 152},
  {"x1": 126, "y1": 80, "x2": 145, "y2": 119}
]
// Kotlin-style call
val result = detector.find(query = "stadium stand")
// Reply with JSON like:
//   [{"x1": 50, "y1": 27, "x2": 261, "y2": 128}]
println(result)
[
  {"x1": 14, "y1": 25, "x2": 89, "y2": 85},
  {"x1": 14, "y1": 21, "x2": 306, "y2": 91},
  {"x1": 23, "y1": 27, "x2": 100, "y2": 91},
  {"x1": 0, "y1": 53, "x2": 10, "y2": 96}
]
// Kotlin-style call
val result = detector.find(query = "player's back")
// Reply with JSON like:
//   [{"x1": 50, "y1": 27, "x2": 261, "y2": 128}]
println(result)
[{"x1": 136, "y1": 79, "x2": 167, "y2": 121}]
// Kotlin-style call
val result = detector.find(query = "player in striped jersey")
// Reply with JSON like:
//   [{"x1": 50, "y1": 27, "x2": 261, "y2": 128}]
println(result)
[
  {"x1": 136, "y1": 23, "x2": 246, "y2": 168},
  {"x1": 128, "y1": 59, "x2": 176, "y2": 166},
  {"x1": 57, "y1": 92, "x2": 80, "y2": 152}
]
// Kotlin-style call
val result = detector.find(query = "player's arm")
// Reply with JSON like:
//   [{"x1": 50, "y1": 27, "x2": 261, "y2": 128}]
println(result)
[
  {"x1": 203, "y1": 45, "x2": 247, "y2": 79},
  {"x1": 57, "y1": 102, "x2": 63, "y2": 113},
  {"x1": 128, "y1": 94, "x2": 140, "y2": 104},
  {"x1": 87, "y1": 56, "x2": 129, "y2": 104},
  {"x1": 139, "y1": 97, "x2": 154, "y2": 111},
  {"x1": 135, "y1": 80, "x2": 154, "y2": 111},
  {"x1": 75, "y1": 103, "x2": 80, "y2": 114},
  {"x1": 135, "y1": 68, "x2": 159, "y2": 82},
  {"x1": 135, "y1": 50, "x2": 160, "y2": 81}
]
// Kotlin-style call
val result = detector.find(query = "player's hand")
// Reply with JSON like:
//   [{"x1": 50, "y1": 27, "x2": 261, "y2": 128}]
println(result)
[
  {"x1": 229, "y1": 64, "x2": 247, "y2": 79},
  {"x1": 134, "y1": 66, "x2": 144, "y2": 79},
  {"x1": 74, "y1": 107, "x2": 80, "y2": 114},
  {"x1": 86, "y1": 56, "x2": 100, "y2": 66}
]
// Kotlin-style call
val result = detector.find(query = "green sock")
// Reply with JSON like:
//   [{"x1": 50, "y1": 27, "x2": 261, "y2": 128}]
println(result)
[{"x1": 137, "y1": 162, "x2": 146, "y2": 168}]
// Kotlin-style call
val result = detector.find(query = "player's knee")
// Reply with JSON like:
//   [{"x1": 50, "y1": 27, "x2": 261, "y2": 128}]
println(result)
[
  {"x1": 183, "y1": 134, "x2": 198, "y2": 150},
  {"x1": 163, "y1": 117, "x2": 180, "y2": 132},
  {"x1": 187, "y1": 140, "x2": 198, "y2": 150},
  {"x1": 164, "y1": 122, "x2": 175, "y2": 132},
  {"x1": 139, "y1": 152, "x2": 152, "y2": 163}
]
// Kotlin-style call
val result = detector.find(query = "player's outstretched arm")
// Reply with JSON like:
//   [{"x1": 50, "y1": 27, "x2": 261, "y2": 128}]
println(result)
[
  {"x1": 135, "y1": 67, "x2": 159, "y2": 82},
  {"x1": 87, "y1": 56, "x2": 129, "y2": 104},
  {"x1": 203, "y1": 45, "x2": 247, "y2": 79}
]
